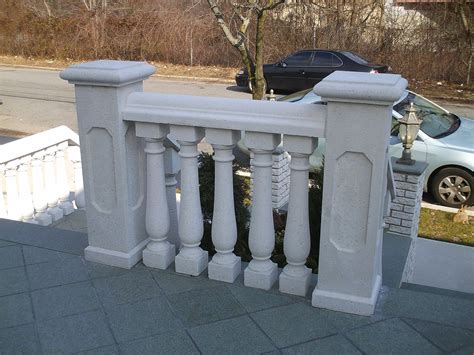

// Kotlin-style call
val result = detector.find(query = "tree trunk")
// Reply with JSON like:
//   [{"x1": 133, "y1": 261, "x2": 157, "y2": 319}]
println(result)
[{"x1": 253, "y1": 10, "x2": 268, "y2": 100}]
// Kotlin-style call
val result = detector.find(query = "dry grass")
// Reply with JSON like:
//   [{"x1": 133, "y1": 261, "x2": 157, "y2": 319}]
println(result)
[{"x1": 418, "y1": 208, "x2": 474, "y2": 246}]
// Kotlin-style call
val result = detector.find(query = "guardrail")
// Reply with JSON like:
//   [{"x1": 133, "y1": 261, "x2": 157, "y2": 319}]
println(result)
[
  {"x1": 0, "y1": 126, "x2": 84, "y2": 225},
  {"x1": 61, "y1": 60, "x2": 406, "y2": 316}
]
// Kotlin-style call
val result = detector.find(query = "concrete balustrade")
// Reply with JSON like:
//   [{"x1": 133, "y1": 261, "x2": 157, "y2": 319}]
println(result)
[
  {"x1": 17, "y1": 156, "x2": 37, "y2": 224},
  {"x1": 5, "y1": 160, "x2": 22, "y2": 221},
  {"x1": 62, "y1": 60, "x2": 407, "y2": 316},
  {"x1": 0, "y1": 126, "x2": 82, "y2": 226}
]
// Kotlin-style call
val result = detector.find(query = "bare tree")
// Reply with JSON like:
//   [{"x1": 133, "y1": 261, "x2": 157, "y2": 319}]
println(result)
[
  {"x1": 456, "y1": 0, "x2": 473, "y2": 85},
  {"x1": 207, "y1": 0, "x2": 285, "y2": 100}
]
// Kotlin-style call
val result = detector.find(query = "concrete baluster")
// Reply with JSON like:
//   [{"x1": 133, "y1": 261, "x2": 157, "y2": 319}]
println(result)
[
  {"x1": 279, "y1": 136, "x2": 317, "y2": 296},
  {"x1": 244, "y1": 132, "x2": 281, "y2": 290},
  {"x1": 31, "y1": 151, "x2": 53, "y2": 225},
  {"x1": 164, "y1": 142, "x2": 180, "y2": 248},
  {"x1": 17, "y1": 156, "x2": 38, "y2": 224},
  {"x1": 136, "y1": 123, "x2": 176, "y2": 269},
  {"x1": 172, "y1": 126, "x2": 208, "y2": 276},
  {"x1": 5, "y1": 160, "x2": 22, "y2": 221},
  {"x1": 56, "y1": 142, "x2": 74, "y2": 215},
  {"x1": 44, "y1": 146, "x2": 64, "y2": 221},
  {"x1": 0, "y1": 164, "x2": 8, "y2": 218},
  {"x1": 68, "y1": 146, "x2": 85, "y2": 210},
  {"x1": 207, "y1": 129, "x2": 242, "y2": 283}
]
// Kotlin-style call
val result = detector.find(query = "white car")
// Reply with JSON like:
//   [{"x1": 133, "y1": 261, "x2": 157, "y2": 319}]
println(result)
[{"x1": 238, "y1": 89, "x2": 474, "y2": 208}]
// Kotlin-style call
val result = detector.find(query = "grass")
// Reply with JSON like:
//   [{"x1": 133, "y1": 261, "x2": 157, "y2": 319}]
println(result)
[{"x1": 418, "y1": 208, "x2": 474, "y2": 246}]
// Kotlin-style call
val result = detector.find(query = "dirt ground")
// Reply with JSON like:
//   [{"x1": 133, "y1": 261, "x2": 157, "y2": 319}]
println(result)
[{"x1": 1, "y1": 55, "x2": 473, "y2": 104}]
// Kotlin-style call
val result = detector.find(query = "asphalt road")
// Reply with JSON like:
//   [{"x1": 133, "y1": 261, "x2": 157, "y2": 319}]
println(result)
[{"x1": 0, "y1": 65, "x2": 473, "y2": 136}]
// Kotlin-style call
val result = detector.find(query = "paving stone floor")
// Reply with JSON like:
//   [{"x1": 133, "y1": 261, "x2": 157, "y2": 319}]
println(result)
[{"x1": 0, "y1": 219, "x2": 473, "y2": 354}]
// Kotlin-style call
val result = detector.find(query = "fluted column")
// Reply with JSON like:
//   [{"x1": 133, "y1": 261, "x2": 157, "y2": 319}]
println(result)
[
  {"x1": 17, "y1": 156, "x2": 38, "y2": 224},
  {"x1": 5, "y1": 160, "x2": 22, "y2": 221},
  {"x1": 171, "y1": 126, "x2": 207, "y2": 276},
  {"x1": 68, "y1": 146, "x2": 85, "y2": 210},
  {"x1": 31, "y1": 151, "x2": 53, "y2": 225},
  {"x1": 0, "y1": 164, "x2": 8, "y2": 219},
  {"x1": 244, "y1": 132, "x2": 281, "y2": 290},
  {"x1": 56, "y1": 142, "x2": 74, "y2": 215},
  {"x1": 207, "y1": 129, "x2": 241, "y2": 283},
  {"x1": 279, "y1": 136, "x2": 317, "y2": 296},
  {"x1": 44, "y1": 146, "x2": 64, "y2": 221}
]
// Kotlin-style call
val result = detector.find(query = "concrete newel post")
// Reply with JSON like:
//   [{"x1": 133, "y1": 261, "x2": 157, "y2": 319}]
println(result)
[
  {"x1": 312, "y1": 71, "x2": 407, "y2": 315},
  {"x1": 60, "y1": 60, "x2": 155, "y2": 269}
]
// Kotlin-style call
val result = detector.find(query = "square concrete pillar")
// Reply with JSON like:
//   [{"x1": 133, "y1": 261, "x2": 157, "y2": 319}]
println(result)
[
  {"x1": 61, "y1": 60, "x2": 155, "y2": 268},
  {"x1": 311, "y1": 71, "x2": 407, "y2": 315}
]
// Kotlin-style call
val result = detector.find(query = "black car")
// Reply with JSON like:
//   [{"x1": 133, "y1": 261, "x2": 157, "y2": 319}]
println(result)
[{"x1": 235, "y1": 49, "x2": 389, "y2": 93}]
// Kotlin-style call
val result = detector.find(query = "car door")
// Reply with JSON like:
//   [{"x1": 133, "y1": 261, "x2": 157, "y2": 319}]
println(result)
[
  {"x1": 389, "y1": 113, "x2": 428, "y2": 163},
  {"x1": 305, "y1": 51, "x2": 344, "y2": 87},
  {"x1": 270, "y1": 51, "x2": 313, "y2": 92}
]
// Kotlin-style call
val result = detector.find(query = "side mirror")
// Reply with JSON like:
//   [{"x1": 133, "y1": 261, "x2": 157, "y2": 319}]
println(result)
[{"x1": 277, "y1": 62, "x2": 287, "y2": 68}]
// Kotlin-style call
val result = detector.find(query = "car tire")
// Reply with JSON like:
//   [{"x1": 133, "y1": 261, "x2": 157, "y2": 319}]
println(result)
[{"x1": 430, "y1": 167, "x2": 474, "y2": 208}]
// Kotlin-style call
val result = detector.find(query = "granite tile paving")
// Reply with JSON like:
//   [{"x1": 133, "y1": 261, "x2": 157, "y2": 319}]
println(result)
[
  {"x1": 0, "y1": 224, "x2": 472, "y2": 354},
  {"x1": 0, "y1": 245, "x2": 24, "y2": 269},
  {"x1": 0, "y1": 292, "x2": 34, "y2": 328},
  {"x1": 26, "y1": 256, "x2": 89, "y2": 290},
  {"x1": 345, "y1": 318, "x2": 440, "y2": 354},
  {"x1": 0, "y1": 323, "x2": 40, "y2": 353},
  {"x1": 281, "y1": 334, "x2": 362, "y2": 354},
  {"x1": 250, "y1": 302, "x2": 338, "y2": 348},
  {"x1": 0, "y1": 266, "x2": 29, "y2": 296},
  {"x1": 189, "y1": 315, "x2": 277, "y2": 354},
  {"x1": 403, "y1": 318, "x2": 474, "y2": 353},
  {"x1": 105, "y1": 297, "x2": 182, "y2": 343},
  {"x1": 168, "y1": 286, "x2": 246, "y2": 327},
  {"x1": 119, "y1": 330, "x2": 200, "y2": 354},
  {"x1": 31, "y1": 281, "x2": 101, "y2": 320}
]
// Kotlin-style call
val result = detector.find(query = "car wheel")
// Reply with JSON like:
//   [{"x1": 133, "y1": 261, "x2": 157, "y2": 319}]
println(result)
[{"x1": 430, "y1": 167, "x2": 474, "y2": 208}]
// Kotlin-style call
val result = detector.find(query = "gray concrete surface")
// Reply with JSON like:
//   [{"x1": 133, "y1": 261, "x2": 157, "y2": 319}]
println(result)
[
  {"x1": 0, "y1": 65, "x2": 248, "y2": 135},
  {"x1": 1, "y1": 65, "x2": 472, "y2": 136},
  {"x1": 1, "y1": 218, "x2": 473, "y2": 354}
]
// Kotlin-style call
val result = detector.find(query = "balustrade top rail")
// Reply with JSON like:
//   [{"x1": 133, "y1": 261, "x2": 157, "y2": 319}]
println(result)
[
  {"x1": 124, "y1": 93, "x2": 327, "y2": 138},
  {"x1": 0, "y1": 126, "x2": 79, "y2": 164}
]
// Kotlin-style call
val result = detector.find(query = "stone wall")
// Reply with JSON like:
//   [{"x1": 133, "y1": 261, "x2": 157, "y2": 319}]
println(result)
[{"x1": 385, "y1": 161, "x2": 427, "y2": 237}]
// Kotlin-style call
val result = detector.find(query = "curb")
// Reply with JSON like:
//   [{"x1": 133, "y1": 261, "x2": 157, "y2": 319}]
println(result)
[{"x1": 421, "y1": 201, "x2": 474, "y2": 216}]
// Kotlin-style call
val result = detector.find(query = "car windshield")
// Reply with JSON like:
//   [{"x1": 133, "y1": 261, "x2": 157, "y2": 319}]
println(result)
[
  {"x1": 278, "y1": 89, "x2": 313, "y2": 102},
  {"x1": 341, "y1": 51, "x2": 369, "y2": 64},
  {"x1": 394, "y1": 92, "x2": 460, "y2": 138}
]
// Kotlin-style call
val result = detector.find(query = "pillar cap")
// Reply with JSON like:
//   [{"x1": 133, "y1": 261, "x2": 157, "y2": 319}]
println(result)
[
  {"x1": 314, "y1": 71, "x2": 407, "y2": 105},
  {"x1": 60, "y1": 60, "x2": 156, "y2": 87}
]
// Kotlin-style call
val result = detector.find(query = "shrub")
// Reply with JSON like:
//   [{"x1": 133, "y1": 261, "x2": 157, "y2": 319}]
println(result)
[{"x1": 198, "y1": 152, "x2": 323, "y2": 272}]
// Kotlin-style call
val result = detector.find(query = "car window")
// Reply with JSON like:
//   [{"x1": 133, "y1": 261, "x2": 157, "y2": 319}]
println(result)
[
  {"x1": 285, "y1": 52, "x2": 312, "y2": 66},
  {"x1": 341, "y1": 51, "x2": 369, "y2": 64},
  {"x1": 311, "y1": 52, "x2": 343, "y2": 67},
  {"x1": 394, "y1": 92, "x2": 460, "y2": 138}
]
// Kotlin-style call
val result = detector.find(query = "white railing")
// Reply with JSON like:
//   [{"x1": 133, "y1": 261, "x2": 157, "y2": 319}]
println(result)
[
  {"x1": 61, "y1": 60, "x2": 406, "y2": 316},
  {"x1": 0, "y1": 126, "x2": 84, "y2": 225}
]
